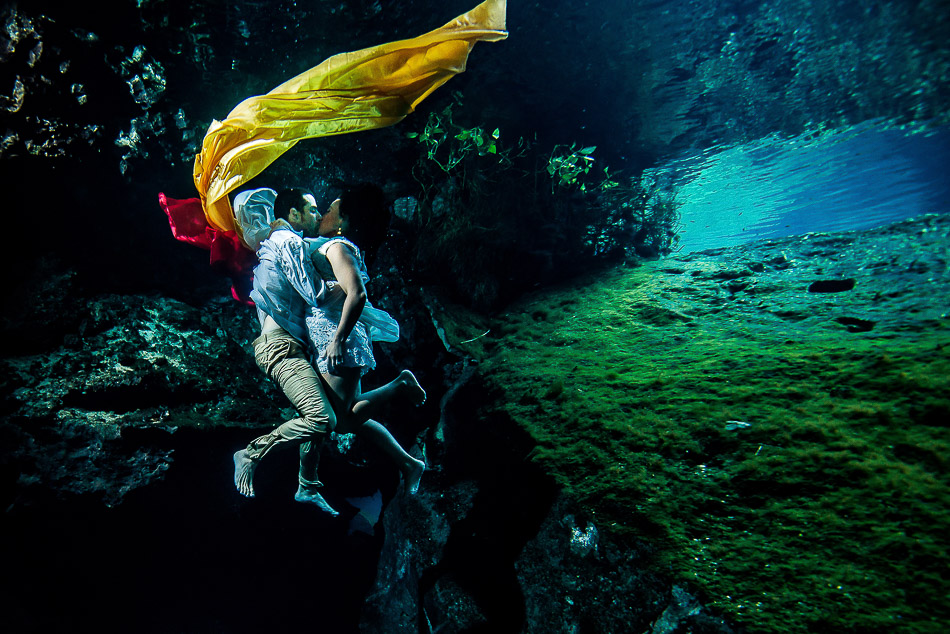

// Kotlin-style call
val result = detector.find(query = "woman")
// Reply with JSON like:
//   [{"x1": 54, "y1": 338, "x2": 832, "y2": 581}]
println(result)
[{"x1": 306, "y1": 184, "x2": 426, "y2": 494}]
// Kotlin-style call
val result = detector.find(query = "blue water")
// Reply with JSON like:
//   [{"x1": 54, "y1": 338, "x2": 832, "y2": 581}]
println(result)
[{"x1": 653, "y1": 120, "x2": 950, "y2": 253}]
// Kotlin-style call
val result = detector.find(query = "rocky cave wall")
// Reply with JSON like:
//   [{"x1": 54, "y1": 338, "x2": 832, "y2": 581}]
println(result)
[{"x1": 0, "y1": 250, "x2": 739, "y2": 633}]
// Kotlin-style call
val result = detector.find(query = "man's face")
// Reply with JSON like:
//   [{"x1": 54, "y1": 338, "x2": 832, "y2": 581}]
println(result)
[{"x1": 290, "y1": 194, "x2": 321, "y2": 237}]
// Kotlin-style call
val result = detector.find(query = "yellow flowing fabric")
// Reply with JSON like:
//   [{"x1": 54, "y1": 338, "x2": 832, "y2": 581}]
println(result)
[{"x1": 193, "y1": 0, "x2": 507, "y2": 242}]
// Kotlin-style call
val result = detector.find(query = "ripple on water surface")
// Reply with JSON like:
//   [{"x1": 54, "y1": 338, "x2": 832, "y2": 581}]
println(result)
[{"x1": 655, "y1": 120, "x2": 950, "y2": 252}]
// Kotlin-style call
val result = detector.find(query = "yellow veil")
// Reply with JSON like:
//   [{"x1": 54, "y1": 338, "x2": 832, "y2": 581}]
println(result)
[{"x1": 193, "y1": 0, "x2": 507, "y2": 245}]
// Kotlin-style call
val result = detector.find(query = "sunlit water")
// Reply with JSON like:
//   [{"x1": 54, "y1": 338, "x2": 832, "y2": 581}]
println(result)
[{"x1": 652, "y1": 120, "x2": 950, "y2": 253}]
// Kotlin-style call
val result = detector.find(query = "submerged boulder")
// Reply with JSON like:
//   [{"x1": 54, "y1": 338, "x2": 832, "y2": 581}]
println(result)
[{"x1": 2, "y1": 290, "x2": 275, "y2": 507}]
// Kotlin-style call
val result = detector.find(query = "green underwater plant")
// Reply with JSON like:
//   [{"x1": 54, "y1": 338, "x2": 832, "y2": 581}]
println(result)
[
  {"x1": 405, "y1": 100, "x2": 522, "y2": 177},
  {"x1": 546, "y1": 143, "x2": 599, "y2": 190},
  {"x1": 401, "y1": 96, "x2": 681, "y2": 310}
]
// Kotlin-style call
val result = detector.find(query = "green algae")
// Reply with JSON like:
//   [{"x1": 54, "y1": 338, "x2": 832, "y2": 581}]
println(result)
[{"x1": 445, "y1": 263, "x2": 950, "y2": 634}]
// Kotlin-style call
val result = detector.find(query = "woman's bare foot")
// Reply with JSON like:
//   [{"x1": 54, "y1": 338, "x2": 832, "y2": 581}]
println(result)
[
  {"x1": 403, "y1": 457, "x2": 426, "y2": 495},
  {"x1": 400, "y1": 370, "x2": 427, "y2": 406},
  {"x1": 233, "y1": 450, "x2": 257, "y2": 498},
  {"x1": 294, "y1": 484, "x2": 340, "y2": 517}
]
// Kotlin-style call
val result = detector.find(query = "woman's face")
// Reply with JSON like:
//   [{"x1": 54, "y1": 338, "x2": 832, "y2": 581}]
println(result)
[{"x1": 318, "y1": 198, "x2": 348, "y2": 237}]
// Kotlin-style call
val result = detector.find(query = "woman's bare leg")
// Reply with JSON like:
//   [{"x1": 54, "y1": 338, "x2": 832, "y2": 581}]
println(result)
[
  {"x1": 321, "y1": 369, "x2": 425, "y2": 493},
  {"x1": 358, "y1": 420, "x2": 426, "y2": 494},
  {"x1": 322, "y1": 369, "x2": 426, "y2": 429},
  {"x1": 351, "y1": 370, "x2": 426, "y2": 423}
]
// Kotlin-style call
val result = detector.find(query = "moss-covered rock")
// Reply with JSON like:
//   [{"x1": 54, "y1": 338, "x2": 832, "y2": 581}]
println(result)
[{"x1": 435, "y1": 213, "x2": 950, "y2": 634}]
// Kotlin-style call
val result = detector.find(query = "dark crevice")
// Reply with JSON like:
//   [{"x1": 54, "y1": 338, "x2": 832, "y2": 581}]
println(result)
[
  {"x1": 3, "y1": 426, "x2": 395, "y2": 633},
  {"x1": 835, "y1": 316, "x2": 876, "y2": 332},
  {"x1": 808, "y1": 278, "x2": 856, "y2": 293},
  {"x1": 62, "y1": 381, "x2": 220, "y2": 413},
  {"x1": 417, "y1": 376, "x2": 560, "y2": 633}
]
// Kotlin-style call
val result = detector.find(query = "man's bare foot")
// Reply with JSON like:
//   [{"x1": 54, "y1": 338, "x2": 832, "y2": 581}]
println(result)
[
  {"x1": 399, "y1": 370, "x2": 427, "y2": 406},
  {"x1": 233, "y1": 449, "x2": 257, "y2": 498},
  {"x1": 403, "y1": 457, "x2": 425, "y2": 495},
  {"x1": 295, "y1": 484, "x2": 340, "y2": 517}
]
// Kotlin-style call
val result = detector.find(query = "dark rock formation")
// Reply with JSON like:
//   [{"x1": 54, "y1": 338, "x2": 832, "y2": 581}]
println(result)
[
  {"x1": 0, "y1": 282, "x2": 412, "y2": 631},
  {"x1": 358, "y1": 213, "x2": 950, "y2": 633},
  {"x1": 1, "y1": 262, "x2": 736, "y2": 634},
  {"x1": 5, "y1": 213, "x2": 948, "y2": 632},
  {"x1": 516, "y1": 499, "x2": 736, "y2": 634}
]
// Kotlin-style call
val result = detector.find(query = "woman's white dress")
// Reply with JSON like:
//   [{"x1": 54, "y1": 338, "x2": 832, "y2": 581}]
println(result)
[{"x1": 306, "y1": 237, "x2": 399, "y2": 375}]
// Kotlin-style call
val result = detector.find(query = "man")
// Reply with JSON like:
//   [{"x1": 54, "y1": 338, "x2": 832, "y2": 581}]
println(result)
[{"x1": 232, "y1": 187, "x2": 340, "y2": 516}]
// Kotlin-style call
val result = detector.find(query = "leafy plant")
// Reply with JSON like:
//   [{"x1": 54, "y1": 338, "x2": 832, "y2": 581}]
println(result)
[
  {"x1": 406, "y1": 100, "x2": 520, "y2": 175},
  {"x1": 399, "y1": 95, "x2": 681, "y2": 310},
  {"x1": 546, "y1": 143, "x2": 598, "y2": 190}
]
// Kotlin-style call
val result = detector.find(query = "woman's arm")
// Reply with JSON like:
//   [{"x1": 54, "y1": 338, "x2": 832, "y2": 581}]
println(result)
[{"x1": 323, "y1": 242, "x2": 367, "y2": 371}]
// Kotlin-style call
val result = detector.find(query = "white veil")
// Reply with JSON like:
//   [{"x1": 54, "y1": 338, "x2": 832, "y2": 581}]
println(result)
[{"x1": 233, "y1": 187, "x2": 278, "y2": 251}]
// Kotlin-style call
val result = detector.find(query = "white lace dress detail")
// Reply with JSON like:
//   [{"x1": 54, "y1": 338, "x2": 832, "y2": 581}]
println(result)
[
  {"x1": 305, "y1": 238, "x2": 399, "y2": 376},
  {"x1": 307, "y1": 282, "x2": 377, "y2": 375}
]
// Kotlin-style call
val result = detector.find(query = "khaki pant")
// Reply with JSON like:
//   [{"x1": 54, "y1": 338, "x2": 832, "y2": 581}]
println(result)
[{"x1": 245, "y1": 328, "x2": 336, "y2": 485}]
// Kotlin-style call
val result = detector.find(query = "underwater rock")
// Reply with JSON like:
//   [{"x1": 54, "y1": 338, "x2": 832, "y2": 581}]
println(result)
[
  {"x1": 1, "y1": 291, "x2": 278, "y2": 506},
  {"x1": 4, "y1": 214, "x2": 948, "y2": 632},
  {"x1": 359, "y1": 371, "x2": 737, "y2": 633},
  {"x1": 360, "y1": 369, "x2": 559, "y2": 633},
  {"x1": 359, "y1": 213, "x2": 950, "y2": 634},
  {"x1": 642, "y1": 214, "x2": 950, "y2": 336},
  {"x1": 116, "y1": 44, "x2": 166, "y2": 109},
  {"x1": 634, "y1": 243, "x2": 660, "y2": 258},
  {"x1": 513, "y1": 498, "x2": 736, "y2": 634},
  {"x1": 394, "y1": 196, "x2": 420, "y2": 224}
]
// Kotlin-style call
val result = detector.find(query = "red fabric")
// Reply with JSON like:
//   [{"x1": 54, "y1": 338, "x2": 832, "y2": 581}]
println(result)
[
  {"x1": 159, "y1": 193, "x2": 257, "y2": 304},
  {"x1": 158, "y1": 193, "x2": 214, "y2": 248}
]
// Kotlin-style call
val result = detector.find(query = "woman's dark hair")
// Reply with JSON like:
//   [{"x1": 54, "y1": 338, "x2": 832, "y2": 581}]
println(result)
[
  {"x1": 339, "y1": 183, "x2": 391, "y2": 264},
  {"x1": 274, "y1": 188, "x2": 310, "y2": 221}
]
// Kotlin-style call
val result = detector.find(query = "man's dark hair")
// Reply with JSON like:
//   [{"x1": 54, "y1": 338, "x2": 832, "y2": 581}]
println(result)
[
  {"x1": 274, "y1": 188, "x2": 310, "y2": 221},
  {"x1": 339, "y1": 183, "x2": 390, "y2": 263}
]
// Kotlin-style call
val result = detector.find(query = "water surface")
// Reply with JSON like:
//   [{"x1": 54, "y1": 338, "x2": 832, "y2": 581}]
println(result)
[{"x1": 657, "y1": 120, "x2": 950, "y2": 253}]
